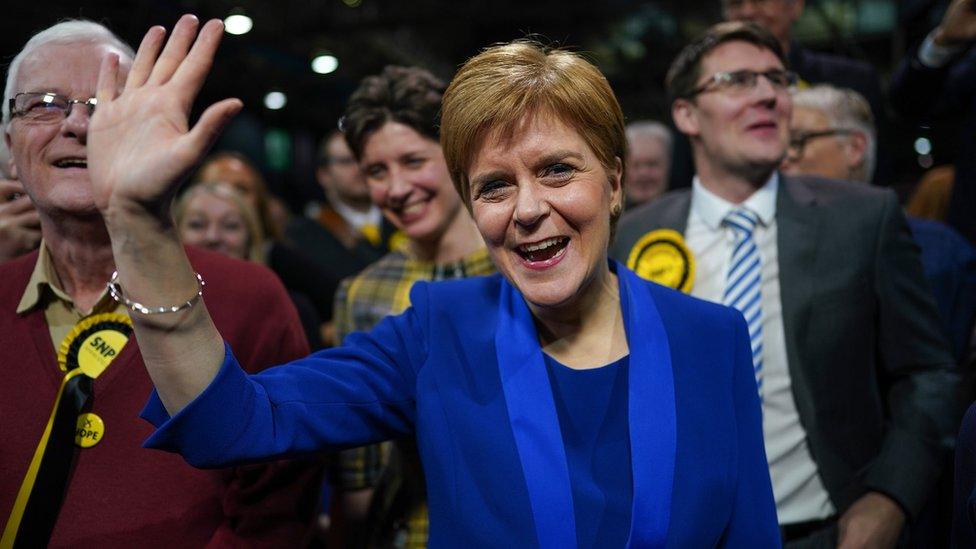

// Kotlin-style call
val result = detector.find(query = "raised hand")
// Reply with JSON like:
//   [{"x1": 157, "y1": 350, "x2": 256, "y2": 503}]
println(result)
[
  {"x1": 935, "y1": 0, "x2": 976, "y2": 47},
  {"x1": 0, "y1": 179, "x2": 40, "y2": 261},
  {"x1": 88, "y1": 15, "x2": 242, "y2": 219}
]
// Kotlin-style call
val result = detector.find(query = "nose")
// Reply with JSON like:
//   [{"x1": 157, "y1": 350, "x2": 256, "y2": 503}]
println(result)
[
  {"x1": 385, "y1": 167, "x2": 412, "y2": 206},
  {"x1": 513, "y1": 182, "x2": 549, "y2": 229},
  {"x1": 752, "y1": 73, "x2": 780, "y2": 107},
  {"x1": 203, "y1": 224, "x2": 223, "y2": 247},
  {"x1": 61, "y1": 103, "x2": 90, "y2": 144}
]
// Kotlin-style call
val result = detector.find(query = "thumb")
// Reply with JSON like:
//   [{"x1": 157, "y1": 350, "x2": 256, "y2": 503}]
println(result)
[{"x1": 183, "y1": 98, "x2": 243, "y2": 159}]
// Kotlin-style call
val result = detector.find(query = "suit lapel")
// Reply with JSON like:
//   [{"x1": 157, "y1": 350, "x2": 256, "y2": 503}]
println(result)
[
  {"x1": 775, "y1": 177, "x2": 822, "y2": 401},
  {"x1": 657, "y1": 191, "x2": 692, "y2": 234}
]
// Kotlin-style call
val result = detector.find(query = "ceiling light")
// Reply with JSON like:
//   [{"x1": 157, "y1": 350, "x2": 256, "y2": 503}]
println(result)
[
  {"x1": 224, "y1": 14, "x2": 253, "y2": 36},
  {"x1": 312, "y1": 55, "x2": 339, "y2": 75},
  {"x1": 264, "y1": 91, "x2": 286, "y2": 110}
]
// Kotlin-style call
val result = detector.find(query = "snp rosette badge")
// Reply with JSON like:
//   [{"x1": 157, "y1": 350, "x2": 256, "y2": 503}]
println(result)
[{"x1": 626, "y1": 229, "x2": 695, "y2": 293}]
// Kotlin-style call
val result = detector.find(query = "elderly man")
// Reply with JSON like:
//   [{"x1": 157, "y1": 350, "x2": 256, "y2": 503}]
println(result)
[
  {"x1": 613, "y1": 22, "x2": 957, "y2": 547},
  {"x1": 623, "y1": 120, "x2": 672, "y2": 209},
  {"x1": 0, "y1": 19, "x2": 319, "y2": 547},
  {"x1": 783, "y1": 83, "x2": 976, "y2": 370}
]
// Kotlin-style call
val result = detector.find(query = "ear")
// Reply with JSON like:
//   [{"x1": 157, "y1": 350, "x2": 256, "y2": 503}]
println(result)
[
  {"x1": 5, "y1": 131, "x2": 17, "y2": 179},
  {"x1": 315, "y1": 165, "x2": 332, "y2": 187},
  {"x1": 845, "y1": 131, "x2": 867, "y2": 171},
  {"x1": 672, "y1": 99, "x2": 700, "y2": 138},
  {"x1": 609, "y1": 156, "x2": 624, "y2": 211}
]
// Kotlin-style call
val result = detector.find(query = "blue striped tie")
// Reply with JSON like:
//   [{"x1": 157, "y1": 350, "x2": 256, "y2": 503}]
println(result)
[{"x1": 723, "y1": 208, "x2": 763, "y2": 395}]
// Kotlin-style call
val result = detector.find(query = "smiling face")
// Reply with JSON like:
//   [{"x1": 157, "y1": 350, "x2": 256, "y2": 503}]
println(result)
[
  {"x1": 468, "y1": 112, "x2": 622, "y2": 311},
  {"x1": 625, "y1": 134, "x2": 669, "y2": 206},
  {"x1": 6, "y1": 41, "x2": 130, "y2": 216},
  {"x1": 673, "y1": 40, "x2": 791, "y2": 183},
  {"x1": 178, "y1": 192, "x2": 251, "y2": 260},
  {"x1": 360, "y1": 121, "x2": 465, "y2": 246}
]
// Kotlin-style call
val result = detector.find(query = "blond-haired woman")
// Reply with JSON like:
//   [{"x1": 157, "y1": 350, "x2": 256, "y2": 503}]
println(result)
[{"x1": 90, "y1": 16, "x2": 778, "y2": 547}]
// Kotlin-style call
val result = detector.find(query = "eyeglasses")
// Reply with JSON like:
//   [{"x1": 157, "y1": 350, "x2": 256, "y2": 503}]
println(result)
[
  {"x1": 686, "y1": 69, "x2": 797, "y2": 98},
  {"x1": 8, "y1": 92, "x2": 98, "y2": 123},
  {"x1": 786, "y1": 129, "x2": 854, "y2": 161}
]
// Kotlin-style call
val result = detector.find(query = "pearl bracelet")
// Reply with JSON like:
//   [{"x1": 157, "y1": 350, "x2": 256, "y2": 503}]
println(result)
[{"x1": 107, "y1": 271, "x2": 205, "y2": 315}]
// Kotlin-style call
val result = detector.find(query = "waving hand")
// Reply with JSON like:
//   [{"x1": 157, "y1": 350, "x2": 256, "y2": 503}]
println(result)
[{"x1": 88, "y1": 15, "x2": 242, "y2": 218}]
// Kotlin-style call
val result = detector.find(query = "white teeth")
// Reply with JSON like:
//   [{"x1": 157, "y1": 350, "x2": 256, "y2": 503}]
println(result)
[
  {"x1": 519, "y1": 237, "x2": 563, "y2": 252},
  {"x1": 402, "y1": 202, "x2": 425, "y2": 215}
]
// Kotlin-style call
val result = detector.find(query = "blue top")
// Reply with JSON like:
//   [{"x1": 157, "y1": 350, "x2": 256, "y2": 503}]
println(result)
[
  {"x1": 142, "y1": 262, "x2": 780, "y2": 548},
  {"x1": 544, "y1": 354, "x2": 632, "y2": 548}
]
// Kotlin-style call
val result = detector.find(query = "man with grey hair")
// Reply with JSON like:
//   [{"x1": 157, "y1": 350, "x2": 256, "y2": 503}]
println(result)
[
  {"x1": 782, "y1": 84, "x2": 875, "y2": 183},
  {"x1": 624, "y1": 120, "x2": 672, "y2": 208},
  {"x1": 0, "y1": 18, "x2": 319, "y2": 547}
]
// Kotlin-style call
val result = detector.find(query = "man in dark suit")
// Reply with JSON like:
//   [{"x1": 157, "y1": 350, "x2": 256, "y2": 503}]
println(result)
[{"x1": 612, "y1": 22, "x2": 957, "y2": 547}]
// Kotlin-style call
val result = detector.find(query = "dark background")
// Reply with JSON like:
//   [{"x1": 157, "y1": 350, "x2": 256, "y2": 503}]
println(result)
[{"x1": 0, "y1": 0, "x2": 955, "y2": 210}]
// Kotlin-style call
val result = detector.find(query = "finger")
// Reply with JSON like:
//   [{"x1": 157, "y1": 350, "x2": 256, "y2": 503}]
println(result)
[
  {"x1": 182, "y1": 98, "x2": 243, "y2": 159},
  {"x1": 12, "y1": 209, "x2": 40, "y2": 228},
  {"x1": 171, "y1": 19, "x2": 224, "y2": 99},
  {"x1": 0, "y1": 196, "x2": 36, "y2": 215},
  {"x1": 96, "y1": 53, "x2": 120, "y2": 105},
  {"x1": 0, "y1": 178, "x2": 25, "y2": 196},
  {"x1": 126, "y1": 26, "x2": 167, "y2": 89},
  {"x1": 147, "y1": 14, "x2": 200, "y2": 86}
]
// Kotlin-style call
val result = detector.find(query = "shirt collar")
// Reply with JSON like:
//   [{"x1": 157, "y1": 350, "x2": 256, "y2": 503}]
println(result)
[
  {"x1": 17, "y1": 241, "x2": 73, "y2": 314},
  {"x1": 16, "y1": 241, "x2": 116, "y2": 315},
  {"x1": 691, "y1": 172, "x2": 779, "y2": 231},
  {"x1": 331, "y1": 198, "x2": 382, "y2": 231}
]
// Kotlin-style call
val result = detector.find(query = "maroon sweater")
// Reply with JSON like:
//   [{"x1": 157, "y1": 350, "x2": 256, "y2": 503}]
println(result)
[{"x1": 0, "y1": 246, "x2": 318, "y2": 548}]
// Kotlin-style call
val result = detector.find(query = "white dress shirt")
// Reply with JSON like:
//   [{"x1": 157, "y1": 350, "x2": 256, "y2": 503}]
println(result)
[{"x1": 686, "y1": 174, "x2": 835, "y2": 524}]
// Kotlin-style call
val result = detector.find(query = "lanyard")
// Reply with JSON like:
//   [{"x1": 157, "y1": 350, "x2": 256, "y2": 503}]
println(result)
[{"x1": 1, "y1": 313, "x2": 132, "y2": 549}]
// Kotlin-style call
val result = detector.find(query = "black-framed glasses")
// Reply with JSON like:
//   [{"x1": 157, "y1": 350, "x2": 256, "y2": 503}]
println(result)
[
  {"x1": 686, "y1": 69, "x2": 798, "y2": 98},
  {"x1": 786, "y1": 129, "x2": 854, "y2": 161},
  {"x1": 8, "y1": 92, "x2": 98, "y2": 123}
]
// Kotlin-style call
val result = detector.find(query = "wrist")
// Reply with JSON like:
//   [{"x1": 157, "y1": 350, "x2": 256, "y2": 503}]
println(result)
[{"x1": 102, "y1": 198, "x2": 175, "y2": 233}]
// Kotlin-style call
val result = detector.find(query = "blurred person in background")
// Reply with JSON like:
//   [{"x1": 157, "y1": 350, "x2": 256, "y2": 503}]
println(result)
[
  {"x1": 623, "y1": 120, "x2": 672, "y2": 209},
  {"x1": 907, "y1": 165, "x2": 955, "y2": 223},
  {"x1": 286, "y1": 130, "x2": 394, "y2": 298},
  {"x1": 783, "y1": 84, "x2": 976, "y2": 367},
  {"x1": 613, "y1": 22, "x2": 957, "y2": 547},
  {"x1": 0, "y1": 137, "x2": 40, "y2": 262},
  {"x1": 175, "y1": 181, "x2": 324, "y2": 349},
  {"x1": 0, "y1": 18, "x2": 320, "y2": 547},
  {"x1": 889, "y1": 0, "x2": 976, "y2": 245},
  {"x1": 195, "y1": 151, "x2": 341, "y2": 344},
  {"x1": 328, "y1": 65, "x2": 492, "y2": 549}
]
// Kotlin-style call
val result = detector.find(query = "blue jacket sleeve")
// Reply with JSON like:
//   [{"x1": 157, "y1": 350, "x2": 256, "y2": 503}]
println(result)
[
  {"x1": 720, "y1": 310, "x2": 782, "y2": 547},
  {"x1": 140, "y1": 289, "x2": 429, "y2": 468}
]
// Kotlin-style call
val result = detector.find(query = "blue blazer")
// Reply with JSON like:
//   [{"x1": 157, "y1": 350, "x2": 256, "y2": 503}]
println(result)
[{"x1": 143, "y1": 263, "x2": 780, "y2": 548}]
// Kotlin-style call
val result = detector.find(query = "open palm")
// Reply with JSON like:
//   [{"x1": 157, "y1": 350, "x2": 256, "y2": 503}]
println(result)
[{"x1": 88, "y1": 15, "x2": 241, "y2": 216}]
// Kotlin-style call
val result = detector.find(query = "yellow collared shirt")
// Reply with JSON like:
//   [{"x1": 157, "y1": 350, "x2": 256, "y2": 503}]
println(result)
[{"x1": 16, "y1": 243, "x2": 125, "y2": 353}]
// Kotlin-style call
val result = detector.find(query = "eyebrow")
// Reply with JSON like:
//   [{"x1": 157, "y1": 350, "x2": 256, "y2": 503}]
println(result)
[{"x1": 469, "y1": 149, "x2": 585, "y2": 190}]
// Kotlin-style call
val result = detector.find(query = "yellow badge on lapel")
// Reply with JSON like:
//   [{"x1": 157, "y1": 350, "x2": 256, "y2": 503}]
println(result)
[
  {"x1": 58, "y1": 313, "x2": 133, "y2": 379},
  {"x1": 626, "y1": 229, "x2": 696, "y2": 293}
]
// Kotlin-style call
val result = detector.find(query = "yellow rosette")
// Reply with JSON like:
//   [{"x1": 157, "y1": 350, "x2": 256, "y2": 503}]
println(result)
[{"x1": 626, "y1": 228, "x2": 696, "y2": 293}]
